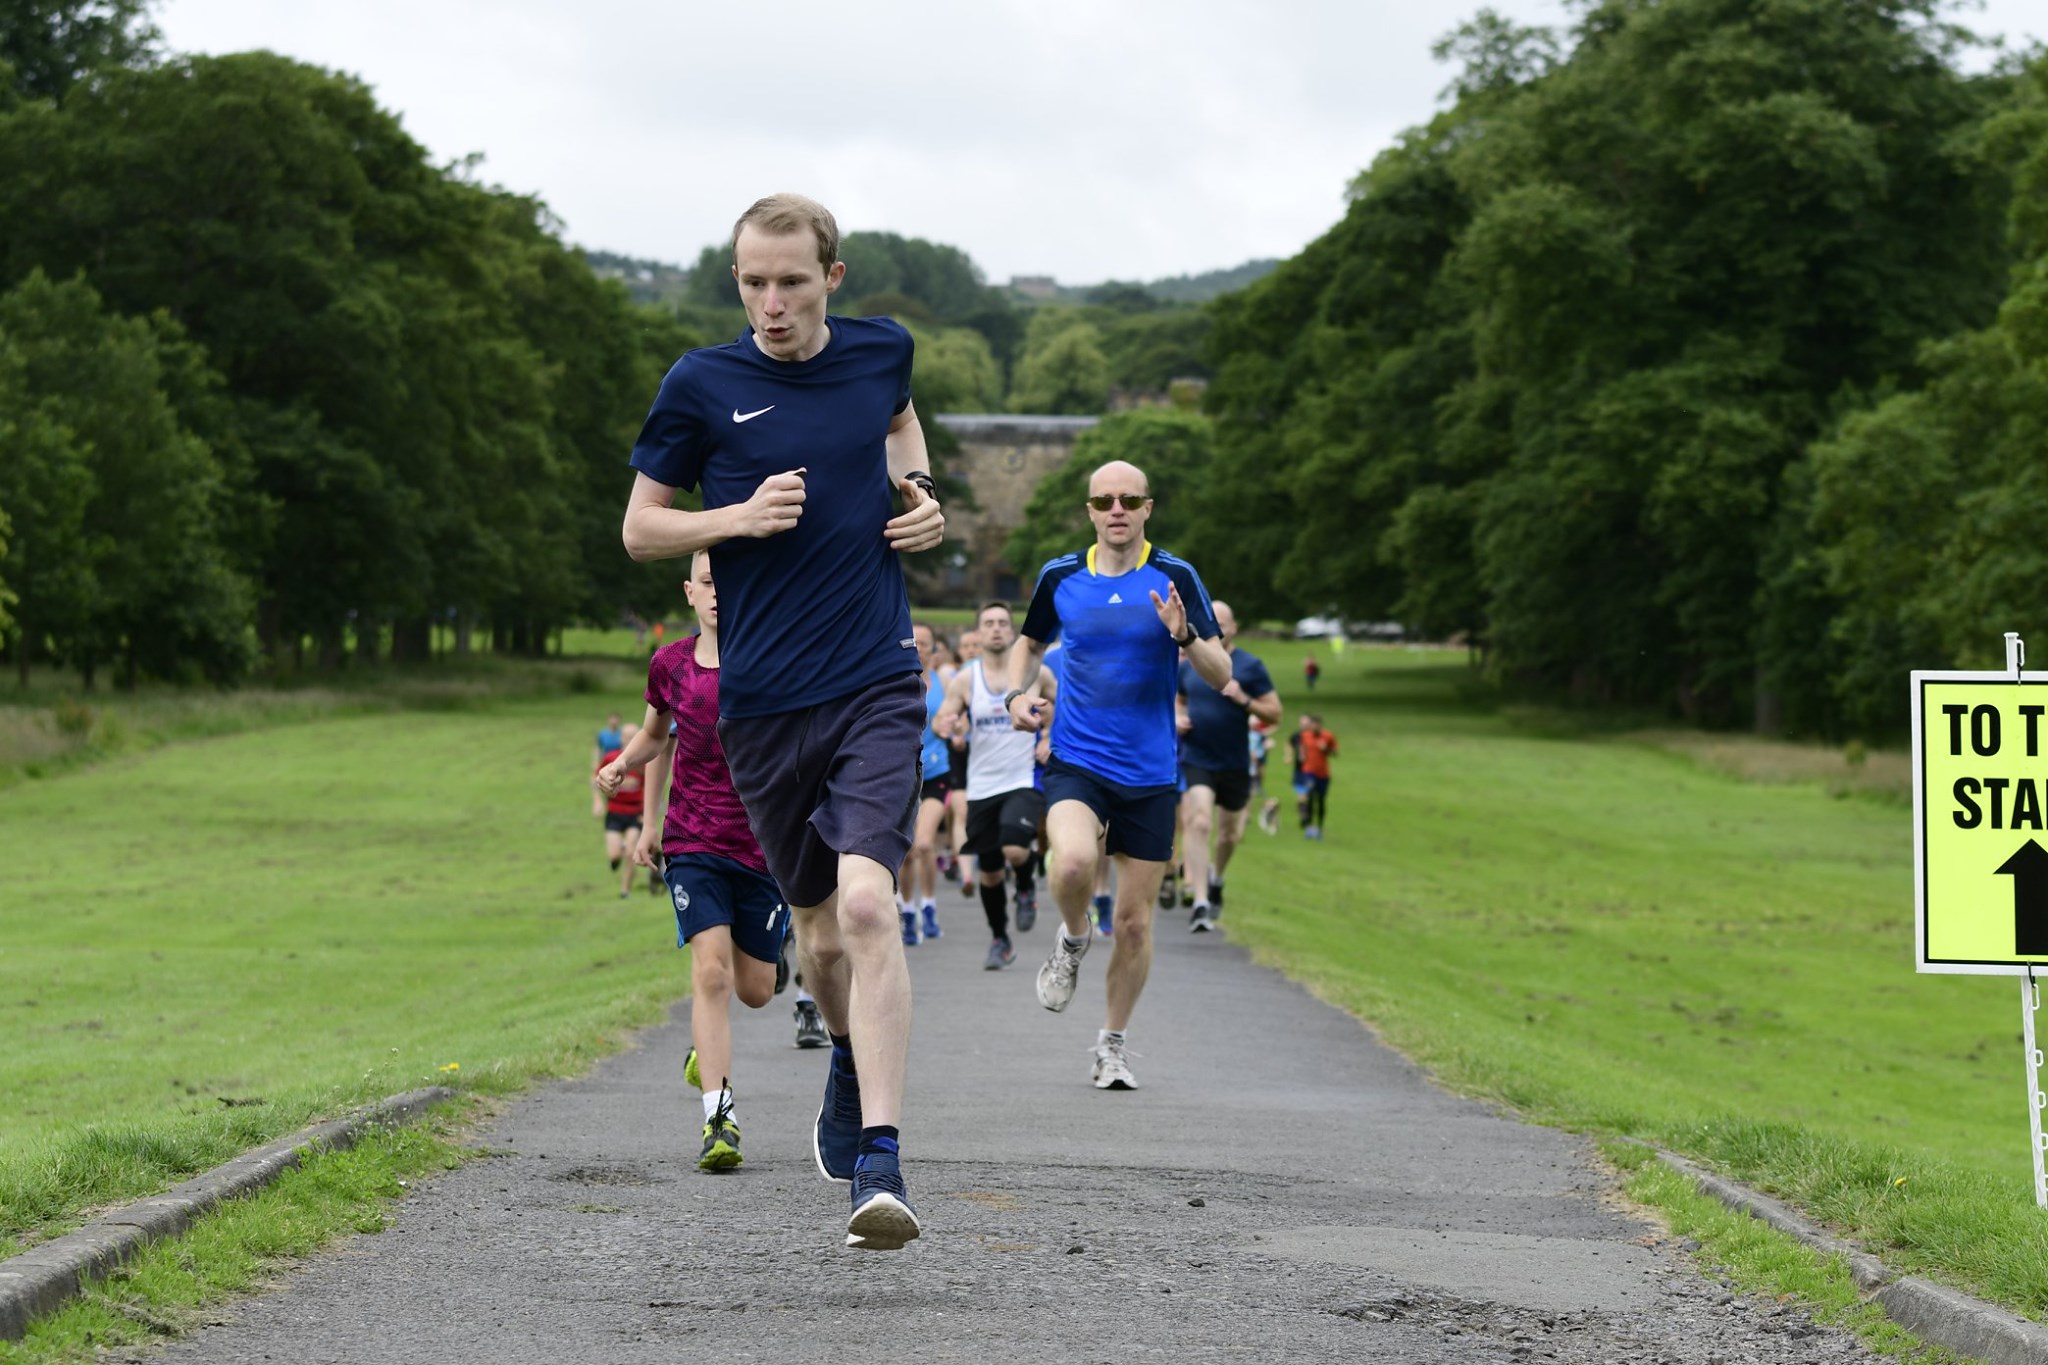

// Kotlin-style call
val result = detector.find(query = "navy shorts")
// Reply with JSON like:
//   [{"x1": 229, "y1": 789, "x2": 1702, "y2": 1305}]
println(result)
[
  {"x1": 718, "y1": 673, "x2": 925, "y2": 908},
  {"x1": 966, "y1": 786, "x2": 1046, "y2": 864},
  {"x1": 1182, "y1": 763, "x2": 1252, "y2": 813},
  {"x1": 919, "y1": 773, "x2": 951, "y2": 805},
  {"x1": 1042, "y1": 755, "x2": 1179, "y2": 863},
  {"x1": 603, "y1": 812, "x2": 642, "y2": 835},
  {"x1": 664, "y1": 852, "x2": 788, "y2": 966}
]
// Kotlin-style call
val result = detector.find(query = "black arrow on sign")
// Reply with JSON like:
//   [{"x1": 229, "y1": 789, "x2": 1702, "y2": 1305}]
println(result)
[{"x1": 1998, "y1": 839, "x2": 2048, "y2": 955}]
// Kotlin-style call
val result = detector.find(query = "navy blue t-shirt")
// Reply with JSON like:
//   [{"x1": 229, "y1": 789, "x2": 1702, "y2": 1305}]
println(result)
[
  {"x1": 1020, "y1": 542, "x2": 1218, "y2": 787},
  {"x1": 628, "y1": 316, "x2": 920, "y2": 718},
  {"x1": 1178, "y1": 648, "x2": 1275, "y2": 772}
]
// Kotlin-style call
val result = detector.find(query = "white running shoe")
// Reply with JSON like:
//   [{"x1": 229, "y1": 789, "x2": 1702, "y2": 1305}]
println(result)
[
  {"x1": 1092, "y1": 1035, "x2": 1138, "y2": 1090},
  {"x1": 1036, "y1": 926, "x2": 1093, "y2": 1012}
]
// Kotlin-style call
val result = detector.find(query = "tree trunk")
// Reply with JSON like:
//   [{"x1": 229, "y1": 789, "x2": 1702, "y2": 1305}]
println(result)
[
  {"x1": 392, "y1": 617, "x2": 430, "y2": 663},
  {"x1": 356, "y1": 620, "x2": 379, "y2": 666},
  {"x1": 257, "y1": 595, "x2": 281, "y2": 658},
  {"x1": 455, "y1": 616, "x2": 472, "y2": 656},
  {"x1": 318, "y1": 626, "x2": 343, "y2": 672},
  {"x1": 1753, "y1": 663, "x2": 1783, "y2": 736}
]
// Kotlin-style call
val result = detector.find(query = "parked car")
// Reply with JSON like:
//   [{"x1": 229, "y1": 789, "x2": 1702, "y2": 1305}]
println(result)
[{"x1": 1293, "y1": 615, "x2": 1345, "y2": 639}]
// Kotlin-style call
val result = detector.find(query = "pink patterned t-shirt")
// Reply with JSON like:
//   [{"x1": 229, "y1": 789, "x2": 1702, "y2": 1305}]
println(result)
[{"x1": 645, "y1": 638, "x2": 767, "y2": 871}]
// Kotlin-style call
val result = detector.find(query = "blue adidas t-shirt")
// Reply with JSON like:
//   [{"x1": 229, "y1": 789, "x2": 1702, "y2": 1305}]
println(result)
[
  {"x1": 1179, "y1": 648, "x2": 1275, "y2": 772},
  {"x1": 1020, "y1": 542, "x2": 1219, "y2": 787},
  {"x1": 628, "y1": 316, "x2": 920, "y2": 718}
]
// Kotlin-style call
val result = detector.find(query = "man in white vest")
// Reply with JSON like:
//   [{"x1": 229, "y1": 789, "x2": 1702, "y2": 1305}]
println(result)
[{"x1": 936, "y1": 601, "x2": 1058, "y2": 970}]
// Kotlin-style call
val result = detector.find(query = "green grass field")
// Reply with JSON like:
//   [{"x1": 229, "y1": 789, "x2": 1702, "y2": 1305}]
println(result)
[
  {"x1": 0, "y1": 668, "x2": 685, "y2": 1260},
  {"x1": 1, "y1": 631, "x2": 2042, "y2": 1336},
  {"x1": 1223, "y1": 639, "x2": 2048, "y2": 1316}
]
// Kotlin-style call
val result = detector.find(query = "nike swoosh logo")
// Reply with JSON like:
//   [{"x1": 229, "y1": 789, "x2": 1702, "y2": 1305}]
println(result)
[{"x1": 733, "y1": 405, "x2": 775, "y2": 423}]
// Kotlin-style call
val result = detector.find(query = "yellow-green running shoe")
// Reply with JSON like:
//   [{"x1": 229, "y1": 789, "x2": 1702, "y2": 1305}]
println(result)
[
  {"x1": 698, "y1": 1091, "x2": 742, "y2": 1172},
  {"x1": 684, "y1": 1045, "x2": 701, "y2": 1091}
]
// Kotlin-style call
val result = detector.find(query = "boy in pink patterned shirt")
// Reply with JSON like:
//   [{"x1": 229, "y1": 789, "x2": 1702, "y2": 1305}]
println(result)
[{"x1": 599, "y1": 552, "x2": 795, "y2": 1171}]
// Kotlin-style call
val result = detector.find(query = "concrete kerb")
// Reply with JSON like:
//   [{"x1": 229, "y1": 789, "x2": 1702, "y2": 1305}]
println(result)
[
  {"x1": 1658, "y1": 1149, "x2": 2048, "y2": 1365},
  {"x1": 0, "y1": 1086, "x2": 455, "y2": 1342}
]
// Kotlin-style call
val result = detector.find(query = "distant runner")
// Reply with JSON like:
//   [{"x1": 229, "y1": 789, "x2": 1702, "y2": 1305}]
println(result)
[
  {"x1": 936, "y1": 601, "x2": 1056, "y2": 971},
  {"x1": 594, "y1": 723, "x2": 646, "y2": 899},
  {"x1": 1175, "y1": 600, "x2": 1280, "y2": 931}
]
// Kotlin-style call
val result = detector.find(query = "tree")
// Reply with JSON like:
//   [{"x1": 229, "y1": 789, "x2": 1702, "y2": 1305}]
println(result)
[
  {"x1": 1197, "y1": 0, "x2": 2014, "y2": 725},
  {"x1": 0, "y1": 269, "x2": 252, "y2": 687},
  {"x1": 1806, "y1": 54, "x2": 2048, "y2": 733},
  {"x1": 0, "y1": 0, "x2": 157, "y2": 103},
  {"x1": 1007, "y1": 310, "x2": 1110, "y2": 415}
]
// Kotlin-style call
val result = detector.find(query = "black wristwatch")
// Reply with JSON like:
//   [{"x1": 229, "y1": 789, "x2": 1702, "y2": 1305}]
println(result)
[
  {"x1": 1175, "y1": 627, "x2": 1196, "y2": 647},
  {"x1": 1003, "y1": 688, "x2": 1027, "y2": 710},
  {"x1": 905, "y1": 470, "x2": 937, "y2": 498}
]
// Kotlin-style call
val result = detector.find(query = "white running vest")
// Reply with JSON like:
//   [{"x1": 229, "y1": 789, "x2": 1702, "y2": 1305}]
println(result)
[{"x1": 965, "y1": 658, "x2": 1038, "y2": 801}]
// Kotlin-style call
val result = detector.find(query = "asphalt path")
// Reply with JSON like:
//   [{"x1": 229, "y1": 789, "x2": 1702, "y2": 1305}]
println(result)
[{"x1": 152, "y1": 887, "x2": 1885, "y2": 1364}]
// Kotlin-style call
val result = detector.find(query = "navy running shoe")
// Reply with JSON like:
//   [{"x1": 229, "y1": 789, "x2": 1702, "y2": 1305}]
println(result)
[
  {"x1": 899, "y1": 907, "x2": 919, "y2": 945},
  {"x1": 846, "y1": 1149, "x2": 920, "y2": 1250},
  {"x1": 813, "y1": 1049, "x2": 862, "y2": 1183},
  {"x1": 920, "y1": 902, "x2": 941, "y2": 940},
  {"x1": 1094, "y1": 894, "x2": 1114, "y2": 937}
]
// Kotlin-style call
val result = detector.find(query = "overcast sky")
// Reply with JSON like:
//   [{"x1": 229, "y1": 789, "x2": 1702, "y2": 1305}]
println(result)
[{"x1": 154, "y1": 0, "x2": 2045, "y2": 287}]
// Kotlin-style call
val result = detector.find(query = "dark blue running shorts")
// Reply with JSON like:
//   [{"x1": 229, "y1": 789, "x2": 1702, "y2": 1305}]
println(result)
[
  {"x1": 717, "y1": 672, "x2": 925, "y2": 908},
  {"x1": 663, "y1": 851, "x2": 788, "y2": 966},
  {"x1": 1042, "y1": 754, "x2": 1179, "y2": 863}
]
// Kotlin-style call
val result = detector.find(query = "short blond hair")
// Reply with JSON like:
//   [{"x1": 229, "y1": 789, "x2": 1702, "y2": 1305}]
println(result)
[{"x1": 732, "y1": 193, "x2": 840, "y2": 272}]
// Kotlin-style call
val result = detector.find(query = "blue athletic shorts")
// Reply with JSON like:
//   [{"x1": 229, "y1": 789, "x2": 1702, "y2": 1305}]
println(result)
[
  {"x1": 1042, "y1": 755, "x2": 1179, "y2": 863},
  {"x1": 663, "y1": 851, "x2": 788, "y2": 966}
]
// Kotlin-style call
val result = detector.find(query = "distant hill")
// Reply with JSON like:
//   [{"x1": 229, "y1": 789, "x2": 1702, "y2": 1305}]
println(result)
[
  {"x1": 1140, "y1": 259, "x2": 1281, "y2": 304},
  {"x1": 578, "y1": 241, "x2": 1278, "y2": 314},
  {"x1": 1011, "y1": 258, "x2": 1281, "y2": 307},
  {"x1": 581, "y1": 249, "x2": 691, "y2": 306}
]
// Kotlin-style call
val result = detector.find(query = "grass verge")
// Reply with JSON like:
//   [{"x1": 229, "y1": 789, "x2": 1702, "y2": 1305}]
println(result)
[
  {"x1": 0, "y1": 1102, "x2": 481, "y2": 1365},
  {"x1": 1600, "y1": 1140, "x2": 1963, "y2": 1362}
]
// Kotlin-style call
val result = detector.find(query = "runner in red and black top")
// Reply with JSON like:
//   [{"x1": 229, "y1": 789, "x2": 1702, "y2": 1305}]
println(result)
[
  {"x1": 599, "y1": 551, "x2": 795, "y2": 1173},
  {"x1": 594, "y1": 725, "x2": 646, "y2": 899}
]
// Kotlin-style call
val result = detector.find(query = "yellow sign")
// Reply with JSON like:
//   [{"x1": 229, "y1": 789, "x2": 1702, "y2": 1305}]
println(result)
[{"x1": 1915, "y1": 671, "x2": 2048, "y2": 973}]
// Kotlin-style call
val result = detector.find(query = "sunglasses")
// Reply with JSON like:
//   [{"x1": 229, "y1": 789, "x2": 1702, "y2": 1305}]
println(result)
[{"x1": 1087, "y1": 494, "x2": 1149, "y2": 511}]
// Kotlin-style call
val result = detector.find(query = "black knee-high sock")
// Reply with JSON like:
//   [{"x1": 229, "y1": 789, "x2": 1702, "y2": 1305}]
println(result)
[
  {"x1": 979, "y1": 879, "x2": 1009, "y2": 938},
  {"x1": 1012, "y1": 857, "x2": 1035, "y2": 894}
]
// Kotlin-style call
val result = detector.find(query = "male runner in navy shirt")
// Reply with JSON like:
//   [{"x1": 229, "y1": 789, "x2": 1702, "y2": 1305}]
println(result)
[
  {"x1": 1175, "y1": 600, "x2": 1281, "y2": 932},
  {"x1": 1001, "y1": 459, "x2": 1232, "y2": 1090},
  {"x1": 622, "y1": 192, "x2": 942, "y2": 1251}
]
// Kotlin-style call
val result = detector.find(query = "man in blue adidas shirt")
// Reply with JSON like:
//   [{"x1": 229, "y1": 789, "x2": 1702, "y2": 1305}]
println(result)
[
  {"x1": 1002, "y1": 459, "x2": 1232, "y2": 1090},
  {"x1": 621, "y1": 193, "x2": 941, "y2": 1251}
]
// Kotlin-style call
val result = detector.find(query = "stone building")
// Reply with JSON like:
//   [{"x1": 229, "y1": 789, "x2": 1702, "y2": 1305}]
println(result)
[{"x1": 927, "y1": 413, "x2": 1097, "y2": 606}]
